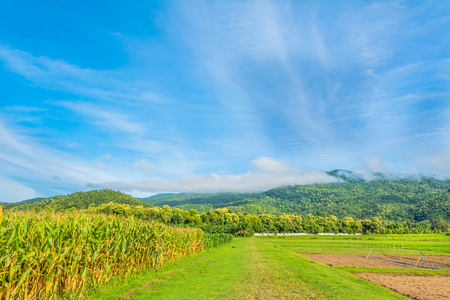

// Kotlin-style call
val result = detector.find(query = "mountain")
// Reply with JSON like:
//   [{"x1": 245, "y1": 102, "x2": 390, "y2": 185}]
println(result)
[
  {"x1": 412, "y1": 188, "x2": 450, "y2": 222},
  {"x1": 257, "y1": 178, "x2": 449, "y2": 220},
  {"x1": 3, "y1": 174, "x2": 449, "y2": 222},
  {"x1": 325, "y1": 169, "x2": 427, "y2": 183},
  {"x1": 3, "y1": 189, "x2": 151, "y2": 211},
  {"x1": 326, "y1": 169, "x2": 366, "y2": 182},
  {"x1": 6, "y1": 197, "x2": 46, "y2": 205},
  {"x1": 143, "y1": 177, "x2": 450, "y2": 222},
  {"x1": 139, "y1": 192, "x2": 253, "y2": 208}
]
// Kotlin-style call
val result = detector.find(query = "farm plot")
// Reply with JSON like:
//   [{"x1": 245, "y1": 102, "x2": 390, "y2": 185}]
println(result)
[
  {"x1": 299, "y1": 253, "x2": 450, "y2": 269},
  {"x1": 291, "y1": 235, "x2": 450, "y2": 300},
  {"x1": 356, "y1": 273, "x2": 449, "y2": 300},
  {"x1": 89, "y1": 237, "x2": 408, "y2": 299},
  {"x1": 299, "y1": 253, "x2": 450, "y2": 299}
]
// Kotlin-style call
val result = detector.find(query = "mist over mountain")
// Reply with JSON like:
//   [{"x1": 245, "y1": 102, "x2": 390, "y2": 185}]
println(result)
[
  {"x1": 4, "y1": 171, "x2": 448, "y2": 223},
  {"x1": 326, "y1": 169, "x2": 440, "y2": 183},
  {"x1": 138, "y1": 173, "x2": 449, "y2": 222}
]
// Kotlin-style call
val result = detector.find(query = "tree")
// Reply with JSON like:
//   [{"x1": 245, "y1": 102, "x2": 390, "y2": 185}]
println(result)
[{"x1": 431, "y1": 219, "x2": 449, "y2": 232}]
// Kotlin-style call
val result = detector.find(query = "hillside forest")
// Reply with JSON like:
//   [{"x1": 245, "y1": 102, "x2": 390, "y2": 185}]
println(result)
[{"x1": 2, "y1": 176, "x2": 449, "y2": 235}]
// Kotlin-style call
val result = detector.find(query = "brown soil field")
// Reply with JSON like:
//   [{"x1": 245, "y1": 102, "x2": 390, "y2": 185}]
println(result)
[
  {"x1": 356, "y1": 273, "x2": 450, "y2": 300},
  {"x1": 299, "y1": 253, "x2": 450, "y2": 269},
  {"x1": 299, "y1": 253, "x2": 450, "y2": 299}
]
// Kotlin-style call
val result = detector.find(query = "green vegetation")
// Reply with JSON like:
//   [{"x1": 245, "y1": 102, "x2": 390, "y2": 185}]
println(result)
[
  {"x1": 1, "y1": 179, "x2": 448, "y2": 298},
  {"x1": 141, "y1": 178, "x2": 450, "y2": 222},
  {"x1": 0, "y1": 210, "x2": 205, "y2": 299},
  {"x1": 337, "y1": 267, "x2": 450, "y2": 276},
  {"x1": 139, "y1": 192, "x2": 253, "y2": 208},
  {"x1": 84, "y1": 202, "x2": 448, "y2": 235},
  {"x1": 4, "y1": 177, "x2": 450, "y2": 227},
  {"x1": 1, "y1": 187, "x2": 447, "y2": 299},
  {"x1": 3, "y1": 189, "x2": 448, "y2": 236},
  {"x1": 88, "y1": 237, "x2": 418, "y2": 299},
  {"x1": 258, "y1": 234, "x2": 450, "y2": 254},
  {"x1": 3, "y1": 189, "x2": 151, "y2": 211},
  {"x1": 204, "y1": 233, "x2": 234, "y2": 249}
]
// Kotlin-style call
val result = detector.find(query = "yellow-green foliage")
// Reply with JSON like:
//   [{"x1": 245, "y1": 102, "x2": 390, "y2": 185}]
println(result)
[
  {"x1": 204, "y1": 233, "x2": 234, "y2": 249},
  {"x1": 0, "y1": 211, "x2": 204, "y2": 300}
]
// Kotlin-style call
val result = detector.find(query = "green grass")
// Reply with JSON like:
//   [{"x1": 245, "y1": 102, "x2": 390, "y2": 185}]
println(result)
[
  {"x1": 336, "y1": 266, "x2": 450, "y2": 275},
  {"x1": 233, "y1": 239, "x2": 408, "y2": 300},
  {"x1": 259, "y1": 234, "x2": 450, "y2": 255},
  {"x1": 87, "y1": 237, "x2": 411, "y2": 299},
  {"x1": 86, "y1": 240, "x2": 247, "y2": 300},
  {"x1": 259, "y1": 234, "x2": 450, "y2": 276}
]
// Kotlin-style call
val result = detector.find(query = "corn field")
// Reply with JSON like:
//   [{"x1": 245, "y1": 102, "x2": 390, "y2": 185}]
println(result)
[
  {"x1": 0, "y1": 209, "x2": 204, "y2": 299},
  {"x1": 204, "y1": 233, "x2": 234, "y2": 249}
]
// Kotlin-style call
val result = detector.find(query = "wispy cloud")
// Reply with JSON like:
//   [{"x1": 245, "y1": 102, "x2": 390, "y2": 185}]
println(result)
[
  {"x1": 0, "y1": 175, "x2": 38, "y2": 203},
  {"x1": 251, "y1": 156, "x2": 293, "y2": 174},
  {"x1": 54, "y1": 101, "x2": 147, "y2": 135},
  {"x1": 130, "y1": 159, "x2": 155, "y2": 175},
  {"x1": 362, "y1": 156, "x2": 387, "y2": 173},
  {"x1": 0, "y1": 119, "x2": 119, "y2": 194},
  {"x1": 105, "y1": 157, "x2": 338, "y2": 193},
  {"x1": 170, "y1": 1, "x2": 450, "y2": 172},
  {"x1": 1, "y1": 1, "x2": 450, "y2": 202},
  {"x1": 169, "y1": 2, "x2": 402, "y2": 158},
  {"x1": 0, "y1": 44, "x2": 165, "y2": 104},
  {"x1": 411, "y1": 149, "x2": 450, "y2": 174}
]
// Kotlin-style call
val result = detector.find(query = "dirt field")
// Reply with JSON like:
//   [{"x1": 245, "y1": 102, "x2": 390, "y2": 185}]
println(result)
[
  {"x1": 299, "y1": 253, "x2": 450, "y2": 269},
  {"x1": 356, "y1": 273, "x2": 450, "y2": 300},
  {"x1": 299, "y1": 253, "x2": 450, "y2": 299}
]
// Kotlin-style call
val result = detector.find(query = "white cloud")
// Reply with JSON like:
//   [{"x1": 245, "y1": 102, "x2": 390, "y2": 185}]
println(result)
[
  {"x1": 124, "y1": 190, "x2": 158, "y2": 199},
  {"x1": 0, "y1": 176, "x2": 38, "y2": 203},
  {"x1": 55, "y1": 101, "x2": 146, "y2": 135},
  {"x1": 130, "y1": 159, "x2": 155, "y2": 175},
  {"x1": 0, "y1": 44, "x2": 164, "y2": 104},
  {"x1": 427, "y1": 151, "x2": 450, "y2": 172},
  {"x1": 0, "y1": 119, "x2": 118, "y2": 186},
  {"x1": 106, "y1": 156, "x2": 338, "y2": 193},
  {"x1": 133, "y1": 159, "x2": 154, "y2": 170},
  {"x1": 251, "y1": 156, "x2": 292, "y2": 174},
  {"x1": 413, "y1": 149, "x2": 450, "y2": 173},
  {"x1": 362, "y1": 155, "x2": 387, "y2": 173},
  {"x1": 1, "y1": 2, "x2": 450, "y2": 198},
  {"x1": 171, "y1": 1, "x2": 406, "y2": 160}
]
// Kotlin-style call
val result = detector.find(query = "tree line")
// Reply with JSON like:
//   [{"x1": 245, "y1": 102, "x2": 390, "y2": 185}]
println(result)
[
  {"x1": 4, "y1": 188, "x2": 448, "y2": 236},
  {"x1": 87, "y1": 202, "x2": 449, "y2": 236},
  {"x1": 140, "y1": 179, "x2": 450, "y2": 222}
]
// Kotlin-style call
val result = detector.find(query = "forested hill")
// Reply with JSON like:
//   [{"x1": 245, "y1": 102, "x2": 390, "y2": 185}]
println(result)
[
  {"x1": 413, "y1": 188, "x2": 450, "y2": 222},
  {"x1": 3, "y1": 189, "x2": 151, "y2": 211},
  {"x1": 257, "y1": 179, "x2": 449, "y2": 221},
  {"x1": 139, "y1": 193, "x2": 253, "y2": 208},
  {"x1": 2, "y1": 178, "x2": 449, "y2": 222},
  {"x1": 142, "y1": 178, "x2": 450, "y2": 222}
]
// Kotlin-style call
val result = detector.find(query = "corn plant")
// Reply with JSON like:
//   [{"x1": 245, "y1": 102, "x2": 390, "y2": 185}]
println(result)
[
  {"x1": 0, "y1": 210, "x2": 204, "y2": 299},
  {"x1": 204, "y1": 233, "x2": 234, "y2": 249}
]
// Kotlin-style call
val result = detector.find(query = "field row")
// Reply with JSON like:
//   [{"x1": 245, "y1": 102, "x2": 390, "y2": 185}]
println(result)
[
  {"x1": 88, "y1": 234, "x2": 450, "y2": 299},
  {"x1": 0, "y1": 211, "x2": 232, "y2": 299}
]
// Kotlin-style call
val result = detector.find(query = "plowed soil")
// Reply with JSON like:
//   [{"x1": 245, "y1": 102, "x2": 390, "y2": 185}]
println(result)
[
  {"x1": 299, "y1": 253, "x2": 450, "y2": 300},
  {"x1": 299, "y1": 253, "x2": 450, "y2": 269},
  {"x1": 356, "y1": 273, "x2": 450, "y2": 300}
]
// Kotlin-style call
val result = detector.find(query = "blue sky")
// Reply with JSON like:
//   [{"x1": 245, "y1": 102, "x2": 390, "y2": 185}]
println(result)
[{"x1": 1, "y1": 1, "x2": 450, "y2": 202}]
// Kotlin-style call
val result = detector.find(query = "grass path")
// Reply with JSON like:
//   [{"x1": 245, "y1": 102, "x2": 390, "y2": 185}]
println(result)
[{"x1": 86, "y1": 238, "x2": 408, "y2": 300}]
